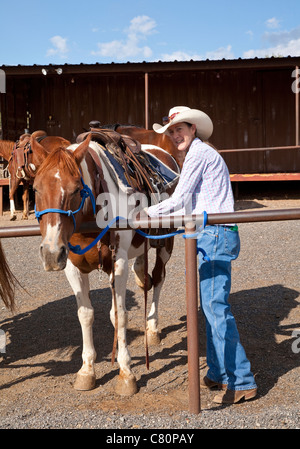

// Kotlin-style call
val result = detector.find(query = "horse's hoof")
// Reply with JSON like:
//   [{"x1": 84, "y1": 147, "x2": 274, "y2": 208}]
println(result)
[
  {"x1": 147, "y1": 330, "x2": 161, "y2": 346},
  {"x1": 115, "y1": 373, "x2": 138, "y2": 396},
  {"x1": 22, "y1": 215, "x2": 28, "y2": 220},
  {"x1": 73, "y1": 373, "x2": 96, "y2": 391},
  {"x1": 10, "y1": 215, "x2": 17, "y2": 221}
]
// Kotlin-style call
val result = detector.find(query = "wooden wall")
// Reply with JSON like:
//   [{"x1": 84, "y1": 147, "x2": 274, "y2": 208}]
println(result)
[{"x1": 1, "y1": 63, "x2": 299, "y2": 173}]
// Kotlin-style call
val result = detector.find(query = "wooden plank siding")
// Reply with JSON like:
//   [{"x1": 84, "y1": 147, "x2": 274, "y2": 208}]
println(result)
[{"x1": 0, "y1": 57, "x2": 299, "y2": 176}]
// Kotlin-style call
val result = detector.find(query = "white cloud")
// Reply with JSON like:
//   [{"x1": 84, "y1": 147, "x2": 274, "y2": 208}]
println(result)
[
  {"x1": 266, "y1": 17, "x2": 280, "y2": 29},
  {"x1": 161, "y1": 45, "x2": 234, "y2": 62},
  {"x1": 205, "y1": 45, "x2": 234, "y2": 60},
  {"x1": 160, "y1": 50, "x2": 202, "y2": 62},
  {"x1": 244, "y1": 38, "x2": 300, "y2": 58},
  {"x1": 263, "y1": 26, "x2": 300, "y2": 46},
  {"x1": 47, "y1": 35, "x2": 69, "y2": 58},
  {"x1": 244, "y1": 26, "x2": 300, "y2": 58},
  {"x1": 92, "y1": 14, "x2": 234, "y2": 63},
  {"x1": 128, "y1": 15, "x2": 156, "y2": 36},
  {"x1": 92, "y1": 15, "x2": 156, "y2": 61}
]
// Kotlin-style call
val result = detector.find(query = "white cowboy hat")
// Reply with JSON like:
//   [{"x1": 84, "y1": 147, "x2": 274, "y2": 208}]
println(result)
[{"x1": 153, "y1": 106, "x2": 213, "y2": 140}]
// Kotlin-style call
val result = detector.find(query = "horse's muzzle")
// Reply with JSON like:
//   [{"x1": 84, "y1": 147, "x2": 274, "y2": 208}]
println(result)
[{"x1": 39, "y1": 243, "x2": 69, "y2": 271}]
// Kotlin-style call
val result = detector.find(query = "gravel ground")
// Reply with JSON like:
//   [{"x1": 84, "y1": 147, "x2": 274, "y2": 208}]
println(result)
[{"x1": 0, "y1": 183, "x2": 300, "y2": 430}]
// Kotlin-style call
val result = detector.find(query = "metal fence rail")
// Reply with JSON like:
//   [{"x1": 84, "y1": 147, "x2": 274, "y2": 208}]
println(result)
[{"x1": 1, "y1": 208, "x2": 300, "y2": 239}]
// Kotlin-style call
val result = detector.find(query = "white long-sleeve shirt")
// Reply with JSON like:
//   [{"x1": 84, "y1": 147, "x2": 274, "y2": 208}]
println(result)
[{"x1": 147, "y1": 138, "x2": 235, "y2": 217}]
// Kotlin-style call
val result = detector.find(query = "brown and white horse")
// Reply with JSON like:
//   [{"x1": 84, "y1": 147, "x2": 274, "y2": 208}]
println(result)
[
  {"x1": 0, "y1": 132, "x2": 70, "y2": 220},
  {"x1": 32, "y1": 135, "x2": 179, "y2": 395}
]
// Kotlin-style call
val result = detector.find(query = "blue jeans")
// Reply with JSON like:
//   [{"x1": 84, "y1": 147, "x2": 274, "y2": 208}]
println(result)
[{"x1": 197, "y1": 225, "x2": 257, "y2": 391}]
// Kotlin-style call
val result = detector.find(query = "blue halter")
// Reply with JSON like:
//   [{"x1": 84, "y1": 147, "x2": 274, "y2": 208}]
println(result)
[{"x1": 34, "y1": 176, "x2": 96, "y2": 231}]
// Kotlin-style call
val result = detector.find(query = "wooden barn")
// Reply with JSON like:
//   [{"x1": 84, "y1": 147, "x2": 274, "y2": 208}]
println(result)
[{"x1": 1, "y1": 55, "x2": 300, "y2": 179}]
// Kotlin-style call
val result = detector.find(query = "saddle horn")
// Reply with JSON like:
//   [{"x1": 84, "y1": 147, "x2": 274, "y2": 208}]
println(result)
[{"x1": 89, "y1": 120, "x2": 101, "y2": 129}]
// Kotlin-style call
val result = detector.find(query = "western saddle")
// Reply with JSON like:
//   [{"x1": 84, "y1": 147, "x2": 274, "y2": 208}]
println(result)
[{"x1": 76, "y1": 120, "x2": 178, "y2": 202}]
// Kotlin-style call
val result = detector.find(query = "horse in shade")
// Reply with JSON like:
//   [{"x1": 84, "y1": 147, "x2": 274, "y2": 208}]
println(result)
[{"x1": 0, "y1": 131, "x2": 70, "y2": 220}]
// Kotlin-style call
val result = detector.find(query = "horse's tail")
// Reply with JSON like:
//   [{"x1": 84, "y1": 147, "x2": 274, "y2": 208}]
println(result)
[{"x1": 0, "y1": 240, "x2": 16, "y2": 312}]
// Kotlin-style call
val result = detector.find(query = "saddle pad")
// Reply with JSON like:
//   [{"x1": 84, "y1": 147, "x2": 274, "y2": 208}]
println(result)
[
  {"x1": 91, "y1": 142, "x2": 179, "y2": 196},
  {"x1": 141, "y1": 146, "x2": 179, "y2": 184}
]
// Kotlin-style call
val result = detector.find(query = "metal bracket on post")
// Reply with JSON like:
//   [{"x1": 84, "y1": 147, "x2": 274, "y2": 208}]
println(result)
[{"x1": 184, "y1": 221, "x2": 200, "y2": 414}]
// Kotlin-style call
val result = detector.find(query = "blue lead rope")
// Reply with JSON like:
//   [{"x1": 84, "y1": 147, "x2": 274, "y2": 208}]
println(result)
[
  {"x1": 68, "y1": 212, "x2": 210, "y2": 261},
  {"x1": 181, "y1": 211, "x2": 210, "y2": 261},
  {"x1": 135, "y1": 228, "x2": 185, "y2": 239},
  {"x1": 68, "y1": 216, "x2": 121, "y2": 255}
]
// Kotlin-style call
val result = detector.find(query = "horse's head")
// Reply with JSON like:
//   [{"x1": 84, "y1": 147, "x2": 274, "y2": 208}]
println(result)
[{"x1": 33, "y1": 136, "x2": 91, "y2": 271}]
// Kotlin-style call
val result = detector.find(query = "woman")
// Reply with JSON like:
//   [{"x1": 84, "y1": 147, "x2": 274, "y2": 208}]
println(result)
[{"x1": 145, "y1": 106, "x2": 257, "y2": 404}]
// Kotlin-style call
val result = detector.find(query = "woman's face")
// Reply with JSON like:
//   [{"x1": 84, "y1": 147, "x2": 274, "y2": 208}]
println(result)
[{"x1": 167, "y1": 122, "x2": 196, "y2": 152}]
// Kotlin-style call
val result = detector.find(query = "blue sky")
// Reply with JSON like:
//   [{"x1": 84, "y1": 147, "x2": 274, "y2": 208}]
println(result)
[{"x1": 1, "y1": 0, "x2": 300, "y2": 66}]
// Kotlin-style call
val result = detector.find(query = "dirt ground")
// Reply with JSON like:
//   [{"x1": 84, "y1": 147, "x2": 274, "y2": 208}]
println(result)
[{"x1": 0, "y1": 181, "x2": 300, "y2": 427}]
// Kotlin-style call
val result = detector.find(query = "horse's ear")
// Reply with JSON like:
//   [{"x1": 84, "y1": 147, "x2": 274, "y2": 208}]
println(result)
[
  {"x1": 73, "y1": 134, "x2": 91, "y2": 166},
  {"x1": 30, "y1": 136, "x2": 48, "y2": 165}
]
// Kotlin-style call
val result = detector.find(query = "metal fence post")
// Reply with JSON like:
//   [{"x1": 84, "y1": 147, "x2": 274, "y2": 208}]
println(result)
[{"x1": 184, "y1": 221, "x2": 200, "y2": 414}]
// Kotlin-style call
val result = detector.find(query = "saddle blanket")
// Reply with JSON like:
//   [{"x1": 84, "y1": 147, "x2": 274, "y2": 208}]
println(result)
[{"x1": 91, "y1": 141, "x2": 180, "y2": 196}]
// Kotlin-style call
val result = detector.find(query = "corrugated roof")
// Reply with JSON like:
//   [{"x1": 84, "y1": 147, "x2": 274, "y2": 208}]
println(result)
[{"x1": 1, "y1": 55, "x2": 300, "y2": 76}]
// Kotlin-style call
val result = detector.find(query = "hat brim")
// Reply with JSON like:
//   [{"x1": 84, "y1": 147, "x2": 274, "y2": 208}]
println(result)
[{"x1": 153, "y1": 109, "x2": 213, "y2": 141}]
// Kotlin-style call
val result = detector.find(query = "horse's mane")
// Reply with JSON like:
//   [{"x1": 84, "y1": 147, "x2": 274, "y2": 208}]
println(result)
[
  {"x1": 37, "y1": 146, "x2": 79, "y2": 177},
  {"x1": 1, "y1": 140, "x2": 14, "y2": 146},
  {"x1": 0, "y1": 140, "x2": 14, "y2": 160}
]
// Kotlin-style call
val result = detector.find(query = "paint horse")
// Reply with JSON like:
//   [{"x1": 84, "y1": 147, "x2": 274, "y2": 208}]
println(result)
[
  {"x1": 0, "y1": 131, "x2": 70, "y2": 220},
  {"x1": 32, "y1": 131, "x2": 179, "y2": 395}
]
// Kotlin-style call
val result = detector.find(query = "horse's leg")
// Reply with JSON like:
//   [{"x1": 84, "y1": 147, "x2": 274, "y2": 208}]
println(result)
[
  {"x1": 147, "y1": 239, "x2": 174, "y2": 346},
  {"x1": 9, "y1": 197, "x2": 16, "y2": 221},
  {"x1": 8, "y1": 178, "x2": 17, "y2": 221},
  {"x1": 21, "y1": 183, "x2": 29, "y2": 220},
  {"x1": 64, "y1": 259, "x2": 96, "y2": 390},
  {"x1": 132, "y1": 253, "x2": 153, "y2": 291},
  {"x1": 110, "y1": 249, "x2": 138, "y2": 396}
]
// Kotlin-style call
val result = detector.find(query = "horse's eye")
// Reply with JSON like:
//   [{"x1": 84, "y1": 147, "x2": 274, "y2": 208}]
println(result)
[{"x1": 73, "y1": 187, "x2": 80, "y2": 196}]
